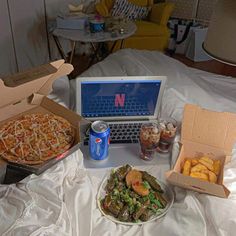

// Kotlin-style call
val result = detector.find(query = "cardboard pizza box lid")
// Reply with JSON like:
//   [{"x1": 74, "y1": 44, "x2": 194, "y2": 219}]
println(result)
[
  {"x1": 181, "y1": 104, "x2": 236, "y2": 156},
  {"x1": 0, "y1": 60, "x2": 73, "y2": 109}
]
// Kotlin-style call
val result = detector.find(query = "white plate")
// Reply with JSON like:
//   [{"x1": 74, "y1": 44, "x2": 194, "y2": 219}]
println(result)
[{"x1": 97, "y1": 166, "x2": 174, "y2": 226}]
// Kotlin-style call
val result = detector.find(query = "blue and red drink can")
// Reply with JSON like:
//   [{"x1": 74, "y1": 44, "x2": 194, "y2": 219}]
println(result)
[{"x1": 89, "y1": 121, "x2": 110, "y2": 160}]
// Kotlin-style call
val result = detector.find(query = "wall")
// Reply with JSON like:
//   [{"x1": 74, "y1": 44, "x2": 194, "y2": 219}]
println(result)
[
  {"x1": 167, "y1": 0, "x2": 217, "y2": 22},
  {"x1": 8, "y1": 0, "x2": 49, "y2": 72},
  {"x1": 0, "y1": 0, "x2": 93, "y2": 77},
  {"x1": 196, "y1": 0, "x2": 217, "y2": 21},
  {"x1": 0, "y1": 0, "x2": 18, "y2": 76},
  {"x1": 0, "y1": 0, "x2": 49, "y2": 76}
]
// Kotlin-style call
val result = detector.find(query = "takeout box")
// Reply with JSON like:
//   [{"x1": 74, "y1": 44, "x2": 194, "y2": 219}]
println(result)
[
  {"x1": 0, "y1": 60, "x2": 83, "y2": 178},
  {"x1": 166, "y1": 104, "x2": 236, "y2": 198}
]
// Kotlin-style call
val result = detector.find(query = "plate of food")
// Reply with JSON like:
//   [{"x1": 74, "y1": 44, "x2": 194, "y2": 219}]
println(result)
[{"x1": 97, "y1": 164, "x2": 174, "y2": 225}]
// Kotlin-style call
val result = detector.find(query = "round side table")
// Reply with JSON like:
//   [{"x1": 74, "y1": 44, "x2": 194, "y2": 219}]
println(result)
[{"x1": 52, "y1": 20, "x2": 137, "y2": 65}]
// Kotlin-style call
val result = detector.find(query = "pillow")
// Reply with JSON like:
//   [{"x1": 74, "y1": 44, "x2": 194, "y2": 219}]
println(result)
[{"x1": 111, "y1": 0, "x2": 151, "y2": 20}]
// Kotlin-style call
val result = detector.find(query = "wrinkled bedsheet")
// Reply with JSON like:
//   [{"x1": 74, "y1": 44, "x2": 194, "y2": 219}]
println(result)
[
  {"x1": 48, "y1": 75, "x2": 71, "y2": 108},
  {"x1": 1, "y1": 49, "x2": 236, "y2": 236}
]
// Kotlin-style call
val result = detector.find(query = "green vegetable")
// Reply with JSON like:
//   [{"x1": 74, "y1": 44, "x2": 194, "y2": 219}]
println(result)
[
  {"x1": 154, "y1": 192, "x2": 167, "y2": 208},
  {"x1": 141, "y1": 196, "x2": 149, "y2": 202},
  {"x1": 148, "y1": 204, "x2": 160, "y2": 213},
  {"x1": 134, "y1": 219, "x2": 141, "y2": 223},
  {"x1": 156, "y1": 200, "x2": 162, "y2": 208},
  {"x1": 148, "y1": 192, "x2": 163, "y2": 208},
  {"x1": 101, "y1": 165, "x2": 167, "y2": 223},
  {"x1": 113, "y1": 188, "x2": 119, "y2": 196},
  {"x1": 143, "y1": 181, "x2": 151, "y2": 189},
  {"x1": 129, "y1": 204, "x2": 135, "y2": 214},
  {"x1": 148, "y1": 192, "x2": 155, "y2": 202}
]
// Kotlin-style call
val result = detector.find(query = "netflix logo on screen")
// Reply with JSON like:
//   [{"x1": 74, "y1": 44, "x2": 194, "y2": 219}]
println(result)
[{"x1": 115, "y1": 94, "x2": 125, "y2": 108}]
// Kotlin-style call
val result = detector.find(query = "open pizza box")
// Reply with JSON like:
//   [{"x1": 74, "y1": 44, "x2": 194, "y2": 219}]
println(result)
[
  {"x1": 166, "y1": 104, "x2": 236, "y2": 198},
  {"x1": 0, "y1": 60, "x2": 85, "y2": 181}
]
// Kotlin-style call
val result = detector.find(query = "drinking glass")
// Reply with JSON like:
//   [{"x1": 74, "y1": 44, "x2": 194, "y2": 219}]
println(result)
[
  {"x1": 157, "y1": 117, "x2": 178, "y2": 153},
  {"x1": 139, "y1": 122, "x2": 160, "y2": 161}
]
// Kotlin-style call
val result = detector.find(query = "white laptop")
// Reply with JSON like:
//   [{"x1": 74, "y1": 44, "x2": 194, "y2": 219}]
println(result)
[{"x1": 75, "y1": 76, "x2": 168, "y2": 168}]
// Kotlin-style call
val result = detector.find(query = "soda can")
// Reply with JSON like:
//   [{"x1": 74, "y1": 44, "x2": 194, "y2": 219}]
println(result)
[{"x1": 89, "y1": 120, "x2": 110, "y2": 160}]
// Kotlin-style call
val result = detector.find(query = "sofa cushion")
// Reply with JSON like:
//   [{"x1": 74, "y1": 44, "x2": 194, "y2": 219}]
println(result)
[
  {"x1": 135, "y1": 21, "x2": 169, "y2": 36},
  {"x1": 111, "y1": 0, "x2": 150, "y2": 20}
]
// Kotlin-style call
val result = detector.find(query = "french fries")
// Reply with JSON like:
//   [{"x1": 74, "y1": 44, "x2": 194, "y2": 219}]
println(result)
[
  {"x1": 182, "y1": 159, "x2": 191, "y2": 176},
  {"x1": 198, "y1": 158, "x2": 214, "y2": 171},
  {"x1": 191, "y1": 159, "x2": 199, "y2": 166},
  {"x1": 190, "y1": 172, "x2": 208, "y2": 181},
  {"x1": 213, "y1": 160, "x2": 221, "y2": 175},
  {"x1": 181, "y1": 155, "x2": 221, "y2": 184},
  {"x1": 190, "y1": 163, "x2": 207, "y2": 173},
  {"x1": 208, "y1": 170, "x2": 217, "y2": 183}
]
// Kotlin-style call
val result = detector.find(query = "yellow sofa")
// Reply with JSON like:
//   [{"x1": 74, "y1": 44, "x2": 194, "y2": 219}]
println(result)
[{"x1": 95, "y1": 0, "x2": 174, "y2": 51}]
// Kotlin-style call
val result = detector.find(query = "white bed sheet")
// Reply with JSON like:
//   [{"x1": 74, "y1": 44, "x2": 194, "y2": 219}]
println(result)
[
  {"x1": 48, "y1": 75, "x2": 71, "y2": 108},
  {"x1": 1, "y1": 49, "x2": 236, "y2": 236}
]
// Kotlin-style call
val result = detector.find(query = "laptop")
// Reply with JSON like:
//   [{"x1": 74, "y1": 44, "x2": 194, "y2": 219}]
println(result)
[{"x1": 75, "y1": 76, "x2": 169, "y2": 168}]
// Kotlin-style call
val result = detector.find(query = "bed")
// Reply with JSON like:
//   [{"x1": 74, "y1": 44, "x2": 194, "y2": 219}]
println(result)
[{"x1": 1, "y1": 49, "x2": 236, "y2": 236}]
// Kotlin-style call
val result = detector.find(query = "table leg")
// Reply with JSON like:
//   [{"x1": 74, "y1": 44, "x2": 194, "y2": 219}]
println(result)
[
  {"x1": 110, "y1": 41, "x2": 118, "y2": 53},
  {"x1": 53, "y1": 35, "x2": 76, "y2": 64},
  {"x1": 120, "y1": 39, "x2": 125, "y2": 49},
  {"x1": 69, "y1": 40, "x2": 76, "y2": 64},
  {"x1": 88, "y1": 42, "x2": 101, "y2": 67},
  {"x1": 91, "y1": 43, "x2": 100, "y2": 61},
  {"x1": 53, "y1": 35, "x2": 67, "y2": 61}
]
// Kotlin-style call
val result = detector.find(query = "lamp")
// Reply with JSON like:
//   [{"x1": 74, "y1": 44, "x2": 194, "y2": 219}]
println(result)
[{"x1": 203, "y1": 0, "x2": 236, "y2": 66}]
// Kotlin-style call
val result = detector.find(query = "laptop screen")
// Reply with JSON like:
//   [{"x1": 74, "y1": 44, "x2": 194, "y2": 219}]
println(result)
[{"x1": 81, "y1": 80, "x2": 162, "y2": 118}]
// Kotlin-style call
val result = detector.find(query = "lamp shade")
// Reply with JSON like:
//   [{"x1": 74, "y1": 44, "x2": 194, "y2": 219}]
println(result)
[{"x1": 203, "y1": 0, "x2": 236, "y2": 66}]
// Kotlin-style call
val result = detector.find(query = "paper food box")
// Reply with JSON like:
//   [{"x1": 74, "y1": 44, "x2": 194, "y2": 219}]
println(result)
[
  {"x1": 166, "y1": 104, "x2": 236, "y2": 198},
  {"x1": 0, "y1": 60, "x2": 83, "y2": 177}
]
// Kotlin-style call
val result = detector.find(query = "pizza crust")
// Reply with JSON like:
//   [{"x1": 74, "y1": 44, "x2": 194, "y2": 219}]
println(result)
[{"x1": 0, "y1": 113, "x2": 75, "y2": 165}]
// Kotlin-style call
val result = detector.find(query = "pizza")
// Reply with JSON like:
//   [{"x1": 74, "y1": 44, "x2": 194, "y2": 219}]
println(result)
[{"x1": 0, "y1": 113, "x2": 74, "y2": 165}]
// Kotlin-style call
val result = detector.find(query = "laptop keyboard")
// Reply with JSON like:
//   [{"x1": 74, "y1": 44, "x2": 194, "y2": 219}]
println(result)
[
  {"x1": 83, "y1": 122, "x2": 143, "y2": 145},
  {"x1": 82, "y1": 96, "x2": 150, "y2": 117}
]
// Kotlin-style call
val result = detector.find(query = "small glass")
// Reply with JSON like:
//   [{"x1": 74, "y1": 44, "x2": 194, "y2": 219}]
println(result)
[
  {"x1": 157, "y1": 117, "x2": 178, "y2": 153},
  {"x1": 139, "y1": 122, "x2": 160, "y2": 161}
]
